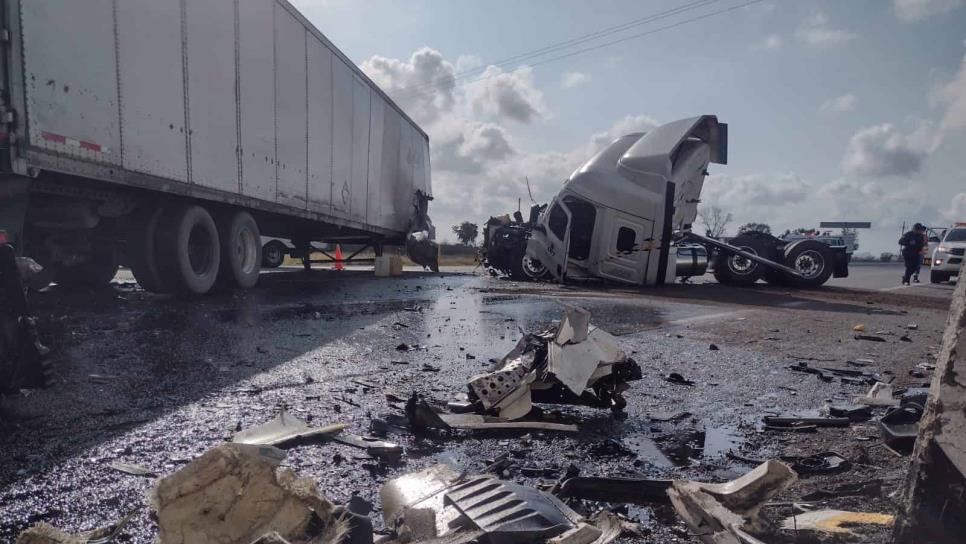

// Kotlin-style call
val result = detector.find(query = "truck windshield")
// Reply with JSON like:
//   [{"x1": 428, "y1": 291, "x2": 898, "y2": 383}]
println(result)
[{"x1": 945, "y1": 229, "x2": 966, "y2": 242}]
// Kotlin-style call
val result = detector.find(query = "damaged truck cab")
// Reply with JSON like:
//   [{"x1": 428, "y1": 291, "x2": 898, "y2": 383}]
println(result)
[{"x1": 528, "y1": 116, "x2": 726, "y2": 286}]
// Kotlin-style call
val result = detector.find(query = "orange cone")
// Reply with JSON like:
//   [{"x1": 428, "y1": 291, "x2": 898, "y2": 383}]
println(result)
[{"x1": 334, "y1": 244, "x2": 344, "y2": 270}]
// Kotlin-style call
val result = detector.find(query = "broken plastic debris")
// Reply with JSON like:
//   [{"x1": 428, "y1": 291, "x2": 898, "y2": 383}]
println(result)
[
  {"x1": 232, "y1": 410, "x2": 345, "y2": 448},
  {"x1": 107, "y1": 462, "x2": 155, "y2": 478},
  {"x1": 150, "y1": 443, "x2": 346, "y2": 544},
  {"x1": 781, "y1": 510, "x2": 893, "y2": 534},
  {"x1": 855, "y1": 382, "x2": 900, "y2": 406},
  {"x1": 16, "y1": 511, "x2": 135, "y2": 544},
  {"x1": 668, "y1": 460, "x2": 797, "y2": 544},
  {"x1": 852, "y1": 324, "x2": 866, "y2": 332}
]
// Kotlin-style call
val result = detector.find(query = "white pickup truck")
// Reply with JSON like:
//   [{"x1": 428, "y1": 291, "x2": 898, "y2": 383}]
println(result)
[{"x1": 930, "y1": 224, "x2": 966, "y2": 283}]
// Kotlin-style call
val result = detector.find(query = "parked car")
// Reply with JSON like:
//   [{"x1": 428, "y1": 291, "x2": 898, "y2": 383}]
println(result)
[{"x1": 930, "y1": 224, "x2": 966, "y2": 283}]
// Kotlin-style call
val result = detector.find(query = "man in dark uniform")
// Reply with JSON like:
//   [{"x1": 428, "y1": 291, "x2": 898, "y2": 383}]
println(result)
[{"x1": 898, "y1": 223, "x2": 927, "y2": 285}]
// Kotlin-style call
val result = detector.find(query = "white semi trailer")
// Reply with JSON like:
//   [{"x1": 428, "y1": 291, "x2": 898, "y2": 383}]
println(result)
[{"x1": 0, "y1": 0, "x2": 436, "y2": 295}]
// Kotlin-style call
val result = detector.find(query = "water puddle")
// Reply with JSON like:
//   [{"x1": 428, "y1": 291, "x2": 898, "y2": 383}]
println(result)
[{"x1": 625, "y1": 424, "x2": 745, "y2": 467}]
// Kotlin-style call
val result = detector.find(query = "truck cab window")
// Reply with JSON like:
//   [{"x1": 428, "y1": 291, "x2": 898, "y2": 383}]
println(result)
[
  {"x1": 562, "y1": 195, "x2": 596, "y2": 261},
  {"x1": 616, "y1": 227, "x2": 637, "y2": 253},
  {"x1": 548, "y1": 203, "x2": 568, "y2": 240}
]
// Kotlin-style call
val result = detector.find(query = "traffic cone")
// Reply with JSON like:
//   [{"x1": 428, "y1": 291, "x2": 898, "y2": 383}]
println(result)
[{"x1": 334, "y1": 244, "x2": 344, "y2": 271}]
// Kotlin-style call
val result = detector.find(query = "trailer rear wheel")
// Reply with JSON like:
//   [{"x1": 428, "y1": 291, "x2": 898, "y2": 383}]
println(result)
[
  {"x1": 782, "y1": 240, "x2": 833, "y2": 288},
  {"x1": 156, "y1": 205, "x2": 220, "y2": 295},
  {"x1": 712, "y1": 233, "x2": 778, "y2": 286},
  {"x1": 217, "y1": 211, "x2": 261, "y2": 289},
  {"x1": 129, "y1": 207, "x2": 168, "y2": 293}
]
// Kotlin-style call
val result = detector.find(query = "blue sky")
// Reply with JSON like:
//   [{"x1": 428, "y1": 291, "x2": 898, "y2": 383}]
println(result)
[{"x1": 291, "y1": 0, "x2": 966, "y2": 254}]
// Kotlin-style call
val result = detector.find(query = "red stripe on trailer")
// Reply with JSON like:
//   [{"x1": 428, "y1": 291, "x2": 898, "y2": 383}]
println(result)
[
  {"x1": 41, "y1": 131, "x2": 107, "y2": 153},
  {"x1": 41, "y1": 131, "x2": 66, "y2": 144}
]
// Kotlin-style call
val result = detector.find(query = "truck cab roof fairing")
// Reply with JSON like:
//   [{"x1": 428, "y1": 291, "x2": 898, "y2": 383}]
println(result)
[{"x1": 557, "y1": 116, "x2": 726, "y2": 219}]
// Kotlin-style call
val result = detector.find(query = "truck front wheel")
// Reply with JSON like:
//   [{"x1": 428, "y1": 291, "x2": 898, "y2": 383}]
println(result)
[
  {"x1": 217, "y1": 211, "x2": 261, "y2": 289},
  {"x1": 156, "y1": 205, "x2": 220, "y2": 295}
]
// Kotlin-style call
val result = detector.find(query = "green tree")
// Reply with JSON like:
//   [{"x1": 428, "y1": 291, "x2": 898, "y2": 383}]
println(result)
[
  {"x1": 880, "y1": 252, "x2": 894, "y2": 262},
  {"x1": 452, "y1": 222, "x2": 479, "y2": 246},
  {"x1": 737, "y1": 222, "x2": 772, "y2": 235}
]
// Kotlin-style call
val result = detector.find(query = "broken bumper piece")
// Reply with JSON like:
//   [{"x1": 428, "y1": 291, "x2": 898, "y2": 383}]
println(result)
[{"x1": 380, "y1": 464, "x2": 618, "y2": 544}]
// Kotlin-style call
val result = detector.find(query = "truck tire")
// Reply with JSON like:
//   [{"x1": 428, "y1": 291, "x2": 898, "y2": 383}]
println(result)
[
  {"x1": 782, "y1": 239, "x2": 833, "y2": 288},
  {"x1": 217, "y1": 211, "x2": 261, "y2": 289},
  {"x1": 156, "y1": 204, "x2": 220, "y2": 295},
  {"x1": 712, "y1": 233, "x2": 778, "y2": 286},
  {"x1": 930, "y1": 270, "x2": 950, "y2": 284},
  {"x1": 261, "y1": 240, "x2": 286, "y2": 268},
  {"x1": 56, "y1": 249, "x2": 118, "y2": 290},
  {"x1": 129, "y1": 207, "x2": 168, "y2": 293}
]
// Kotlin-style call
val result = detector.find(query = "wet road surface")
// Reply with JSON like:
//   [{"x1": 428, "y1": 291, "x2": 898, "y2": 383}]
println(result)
[{"x1": 0, "y1": 267, "x2": 953, "y2": 542}]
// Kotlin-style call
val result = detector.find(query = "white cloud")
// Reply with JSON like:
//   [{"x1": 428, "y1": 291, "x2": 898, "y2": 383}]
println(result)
[
  {"x1": 561, "y1": 71, "x2": 591, "y2": 89},
  {"x1": 841, "y1": 123, "x2": 941, "y2": 177},
  {"x1": 455, "y1": 54, "x2": 483, "y2": 74},
  {"x1": 360, "y1": 47, "x2": 456, "y2": 125},
  {"x1": 587, "y1": 114, "x2": 660, "y2": 151},
  {"x1": 757, "y1": 34, "x2": 783, "y2": 50},
  {"x1": 942, "y1": 192, "x2": 966, "y2": 221},
  {"x1": 933, "y1": 52, "x2": 966, "y2": 130},
  {"x1": 821, "y1": 93, "x2": 857, "y2": 112},
  {"x1": 464, "y1": 66, "x2": 547, "y2": 124},
  {"x1": 894, "y1": 0, "x2": 964, "y2": 22},
  {"x1": 431, "y1": 117, "x2": 515, "y2": 174},
  {"x1": 703, "y1": 173, "x2": 810, "y2": 208},
  {"x1": 796, "y1": 12, "x2": 856, "y2": 48}
]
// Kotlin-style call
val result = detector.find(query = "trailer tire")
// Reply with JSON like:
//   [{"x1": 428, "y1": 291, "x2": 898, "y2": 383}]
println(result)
[
  {"x1": 129, "y1": 207, "x2": 168, "y2": 293},
  {"x1": 156, "y1": 204, "x2": 220, "y2": 295},
  {"x1": 261, "y1": 240, "x2": 286, "y2": 269},
  {"x1": 712, "y1": 233, "x2": 778, "y2": 286},
  {"x1": 782, "y1": 240, "x2": 833, "y2": 288},
  {"x1": 217, "y1": 211, "x2": 261, "y2": 289}
]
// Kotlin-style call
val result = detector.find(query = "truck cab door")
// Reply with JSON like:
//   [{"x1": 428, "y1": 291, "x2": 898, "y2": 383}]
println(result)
[
  {"x1": 527, "y1": 198, "x2": 571, "y2": 280},
  {"x1": 595, "y1": 212, "x2": 651, "y2": 285}
]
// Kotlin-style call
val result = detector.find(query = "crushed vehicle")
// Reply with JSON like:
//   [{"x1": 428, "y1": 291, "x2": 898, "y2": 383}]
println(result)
[{"x1": 482, "y1": 116, "x2": 849, "y2": 288}]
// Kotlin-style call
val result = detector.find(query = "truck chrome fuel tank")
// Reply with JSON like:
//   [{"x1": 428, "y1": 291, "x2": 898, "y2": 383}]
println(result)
[{"x1": 675, "y1": 245, "x2": 708, "y2": 278}]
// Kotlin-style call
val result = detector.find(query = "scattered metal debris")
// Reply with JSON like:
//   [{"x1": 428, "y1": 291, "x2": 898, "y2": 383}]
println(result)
[
  {"x1": 232, "y1": 411, "x2": 346, "y2": 448},
  {"x1": 107, "y1": 462, "x2": 155, "y2": 478},
  {"x1": 856, "y1": 382, "x2": 900, "y2": 406},
  {"x1": 668, "y1": 460, "x2": 797, "y2": 544},
  {"x1": 878, "y1": 404, "x2": 923, "y2": 454},
  {"x1": 854, "y1": 334, "x2": 887, "y2": 342},
  {"x1": 785, "y1": 451, "x2": 851, "y2": 475},
  {"x1": 15, "y1": 511, "x2": 136, "y2": 544},
  {"x1": 406, "y1": 395, "x2": 578, "y2": 432},
  {"x1": 781, "y1": 509, "x2": 894, "y2": 534},
  {"x1": 555, "y1": 476, "x2": 672, "y2": 505},
  {"x1": 763, "y1": 416, "x2": 850, "y2": 428},
  {"x1": 464, "y1": 305, "x2": 641, "y2": 420},
  {"x1": 801, "y1": 480, "x2": 882, "y2": 501}
]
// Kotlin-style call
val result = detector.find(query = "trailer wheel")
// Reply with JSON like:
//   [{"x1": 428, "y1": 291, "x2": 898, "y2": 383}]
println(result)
[
  {"x1": 129, "y1": 207, "x2": 168, "y2": 293},
  {"x1": 156, "y1": 205, "x2": 220, "y2": 295},
  {"x1": 782, "y1": 240, "x2": 833, "y2": 288},
  {"x1": 712, "y1": 233, "x2": 778, "y2": 286},
  {"x1": 217, "y1": 211, "x2": 261, "y2": 289},
  {"x1": 261, "y1": 240, "x2": 286, "y2": 268}
]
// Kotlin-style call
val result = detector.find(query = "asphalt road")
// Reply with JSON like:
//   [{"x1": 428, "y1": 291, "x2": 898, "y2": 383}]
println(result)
[
  {"x1": 825, "y1": 262, "x2": 958, "y2": 298},
  {"x1": 0, "y1": 265, "x2": 956, "y2": 543}
]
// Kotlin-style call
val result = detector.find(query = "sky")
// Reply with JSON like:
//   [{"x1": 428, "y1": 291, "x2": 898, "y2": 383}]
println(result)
[{"x1": 289, "y1": 0, "x2": 966, "y2": 255}]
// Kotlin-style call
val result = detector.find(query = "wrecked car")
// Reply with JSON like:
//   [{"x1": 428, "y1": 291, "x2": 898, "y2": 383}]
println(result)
[{"x1": 483, "y1": 116, "x2": 849, "y2": 288}]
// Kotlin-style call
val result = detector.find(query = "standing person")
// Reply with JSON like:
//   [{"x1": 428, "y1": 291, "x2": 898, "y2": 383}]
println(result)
[
  {"x1": 898, "y1": 223, "x2": 927, "y2": 285},
  {"x1": 913, "y1": 229, "x2": 928, "y2": 283}
]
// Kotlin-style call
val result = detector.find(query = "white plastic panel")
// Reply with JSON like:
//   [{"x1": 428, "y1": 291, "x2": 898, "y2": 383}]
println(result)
[
  {"x1": 238, "y1": 0, "x2": 276, "y2": 201},
  {"x1": 306, "y1": 38, "x2": 334, "y2": 213},
  {"x1": 21, "y1": 0, "x2": 121, "y2": 165},
  {"x1": 274, "y1": 5, "x2": 307, "y2": 208},
  {"x1": 379, "y1": 107, "x2": 402, "y2": 230},
  {"x1": 117, "y1": 0, "x2": 186, "y2": 181},
  {"x1": 331, "y1": 59, "x2": 353, "y2": 218},
  {"x1": 366, "y1": 96, "x2": 386, "y2": 226},
  {"x1": 186, "y1": 0, "x2": 237, "y2": 192},
  {"x1": 350, "y1": 76, "x2": 371, "y2": 222}
]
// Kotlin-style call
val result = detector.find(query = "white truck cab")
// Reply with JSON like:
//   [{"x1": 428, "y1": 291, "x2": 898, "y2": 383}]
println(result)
[
  {"x1": 930, "y1": 224, "x2": 966, "y2": 283},
  {"x1": 527, "y1": 116, "x2": 727, "y2": 286}
]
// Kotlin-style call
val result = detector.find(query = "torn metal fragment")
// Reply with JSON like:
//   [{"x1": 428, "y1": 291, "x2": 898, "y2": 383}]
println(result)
[
  {"x1": 781, "y1": 510, "x2": 894, "y2": 534},
  {"x1": 232, "y1": 411, "x2": 345, "y2": 448},
  {"x1": 107, "y1": 462, "x2": 155, "y2": 478}
]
